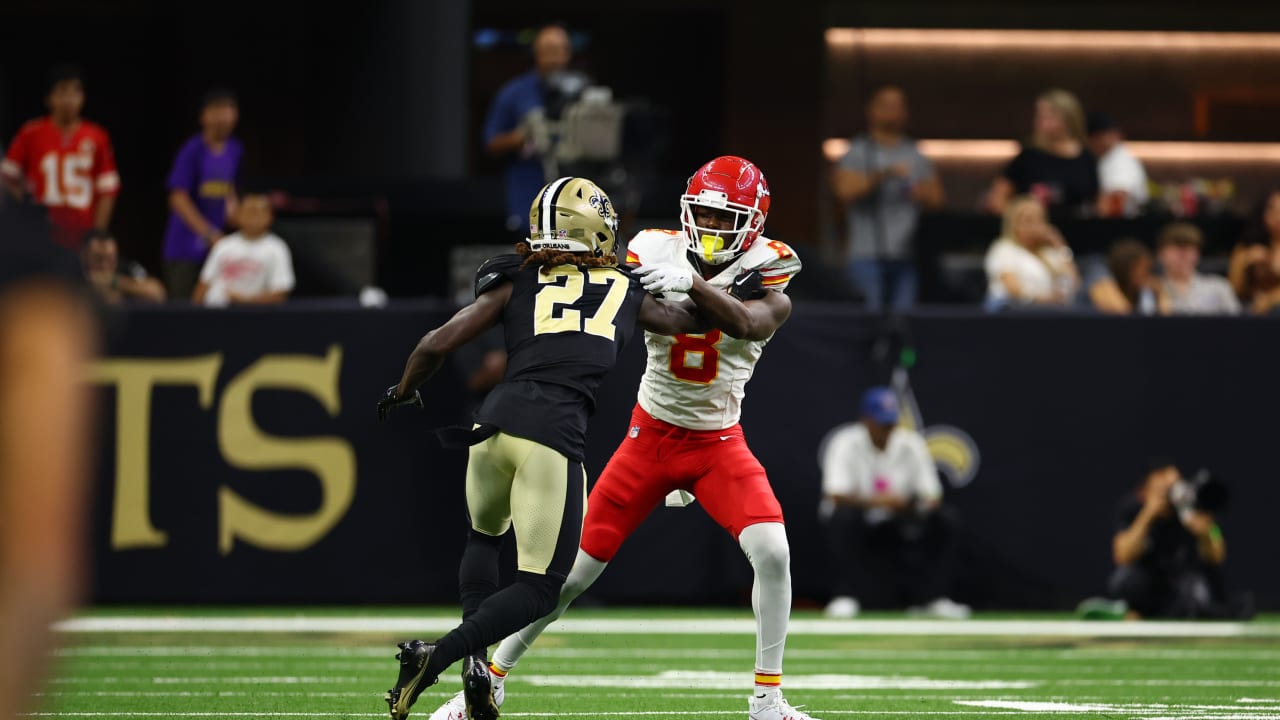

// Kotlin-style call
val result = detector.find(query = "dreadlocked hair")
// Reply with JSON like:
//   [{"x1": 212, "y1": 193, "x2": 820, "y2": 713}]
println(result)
[{"x1": 515, "y1": 242, "x2": 618, "y2": 272}]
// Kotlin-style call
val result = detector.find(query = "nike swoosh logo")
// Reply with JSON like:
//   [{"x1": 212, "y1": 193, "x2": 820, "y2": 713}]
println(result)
[
  {"x1": 720, "y1": 436, "x2": 733, "y2": 441},
  {"x1": 735, "y1": 276, "x2": 750, "y2": 286}
]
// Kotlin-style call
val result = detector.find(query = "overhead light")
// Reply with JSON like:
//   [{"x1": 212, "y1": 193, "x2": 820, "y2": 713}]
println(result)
[
  {"x1": 825, "y1": 28, "x2": 1280, "y2": 53},
  {"x1": 823, "y1": 138, "x2": 1280, "y2": 163}
]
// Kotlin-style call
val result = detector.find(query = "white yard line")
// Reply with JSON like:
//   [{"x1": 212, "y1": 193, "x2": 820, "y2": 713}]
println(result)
[
  {"x1": 19, "y1": 711, "x2": 1280, "y2": 719},
  {"x1": 52, "y1": 646, "x2": 1280, "y2": 661},
  {"x1": 51, "y1": 616, "x2": 1280, "y2": 638},
  {"x1": 45, "y1": 670, "x2": 1280, "y2": 690}
]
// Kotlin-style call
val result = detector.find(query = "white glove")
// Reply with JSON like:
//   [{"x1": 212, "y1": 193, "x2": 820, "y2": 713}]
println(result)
[{"x1": 633, "y1": 263, "x2": 693, "y2": 295}]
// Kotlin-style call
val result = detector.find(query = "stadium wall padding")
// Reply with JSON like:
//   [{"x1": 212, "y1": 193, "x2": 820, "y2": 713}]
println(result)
[{"x1": 88, "y1": 305, "x2": 1280, "y2": 609}]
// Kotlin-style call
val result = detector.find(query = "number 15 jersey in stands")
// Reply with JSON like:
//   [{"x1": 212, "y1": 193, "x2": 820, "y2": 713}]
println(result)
[
  {"x1": 624, "y1": 230, "x2": 801, "y2": 432},
  {"x1": 2, "y1": 117, "x2": 119, "y2": 250},
  {"x1": 471, "y1": 254, "x2": 648, "y2": 462}
]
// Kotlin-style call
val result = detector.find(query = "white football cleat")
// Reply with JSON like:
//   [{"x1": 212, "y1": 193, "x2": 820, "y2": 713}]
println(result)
[
  {"x1": 426, "y1": 677, "x2": 504, "y2": 720},
  {"x1": 749, "y1": 691, "x2": 820, "y2": 720},
  {"x1": 426, "y1": 692, "x2": 466, "y2": 720}
]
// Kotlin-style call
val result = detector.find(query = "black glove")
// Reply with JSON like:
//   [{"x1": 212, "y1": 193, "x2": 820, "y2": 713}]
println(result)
[
  {"x1": 377, "y1": 384, "x2": 423, "y2": 421},
  {"x1": 728, "y1": 270, "x2": 767, "y2": 301}
]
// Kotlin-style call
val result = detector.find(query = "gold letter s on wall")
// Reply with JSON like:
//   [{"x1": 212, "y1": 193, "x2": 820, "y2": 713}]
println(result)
[{"x1": 216, "y1": 345, "x2": 355, "y2": 555}]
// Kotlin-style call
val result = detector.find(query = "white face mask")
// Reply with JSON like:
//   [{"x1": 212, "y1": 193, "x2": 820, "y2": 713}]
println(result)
[{"x1": 679, "y1": 191, "x2": 763, "y2": 265}]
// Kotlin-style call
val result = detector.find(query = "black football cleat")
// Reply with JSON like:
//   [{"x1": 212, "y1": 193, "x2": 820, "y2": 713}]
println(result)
[
  {"x1": 462, "y1": 654, "x2": 500, "y2": 720},
  {"x1": 385, "y1": 640, "x2": 438, "y2": 720}
]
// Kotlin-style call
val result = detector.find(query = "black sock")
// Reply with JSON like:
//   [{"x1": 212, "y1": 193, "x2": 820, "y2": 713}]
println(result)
[
  {"x1": 459, "y1": 530, "x2": 504, "y2": 621},
  {"x1": 423, "y1": 571, "x2": 562, "y2": 681}
]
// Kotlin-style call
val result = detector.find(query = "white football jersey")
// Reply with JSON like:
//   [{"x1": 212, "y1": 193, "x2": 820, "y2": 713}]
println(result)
[{"x1": 626, "y1": 229, "x2": 802, "y2": 431}]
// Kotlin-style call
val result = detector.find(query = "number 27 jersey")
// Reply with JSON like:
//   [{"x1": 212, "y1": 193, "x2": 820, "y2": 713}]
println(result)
[
  {"x1": 472, "y1": 254, "x2": 648, "y2": 462},
  {"x1": 626, "y1": 230, "x2": 802, "y2": 431}
]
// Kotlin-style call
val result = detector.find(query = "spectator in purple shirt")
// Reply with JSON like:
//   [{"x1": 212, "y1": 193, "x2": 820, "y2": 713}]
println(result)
[{"x1": 162, "y1": 89, "x2": 242, "y2": 301}]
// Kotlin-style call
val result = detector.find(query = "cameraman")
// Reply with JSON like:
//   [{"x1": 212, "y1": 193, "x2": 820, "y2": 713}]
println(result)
[
  {"x1": 818, "y1": 387, "x2": 968, "y2": 619},
  {"x1": 1110, "y1": 461, "x2": 1226, "y2": 618},
  {"x1": 483, "y1": 23, "x2": 574, "y2": 231}
]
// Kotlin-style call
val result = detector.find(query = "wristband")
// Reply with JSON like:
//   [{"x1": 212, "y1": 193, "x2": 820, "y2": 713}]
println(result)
[{"x1": 1208, "y1": 524, "x2": 1223, "y2": 543}]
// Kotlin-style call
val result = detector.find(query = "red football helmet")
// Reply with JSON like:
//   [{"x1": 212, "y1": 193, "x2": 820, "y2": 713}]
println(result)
[{"x1": 679, "y1": 156, "x2": 771, "y2": 265}]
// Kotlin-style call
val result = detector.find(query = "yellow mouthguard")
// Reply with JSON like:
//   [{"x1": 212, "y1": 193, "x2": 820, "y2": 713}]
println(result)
[{"x1": 700, "y1": 234, "x2": 724, "y2": 261}]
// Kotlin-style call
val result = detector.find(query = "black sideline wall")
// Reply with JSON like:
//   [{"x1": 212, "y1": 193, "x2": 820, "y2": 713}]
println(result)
[{"x1": 88, "y1": 306, "x2": 1280, "y2": 610}]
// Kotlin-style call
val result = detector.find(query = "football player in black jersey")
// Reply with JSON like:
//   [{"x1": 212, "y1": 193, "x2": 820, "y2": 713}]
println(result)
[{"x1": 377, "y1": 177, "x2": 699, "y2": 720}]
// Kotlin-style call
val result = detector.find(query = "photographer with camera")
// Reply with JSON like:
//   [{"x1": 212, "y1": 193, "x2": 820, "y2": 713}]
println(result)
[
  {"x1": 483, "y1": 23, "x2": 585, "y2": 232},
  {"x1": 1110, "y1": 460, "x2": 1229, "y2": 619},
  {"x1": 818, "y1": 387, "x2": 968, "y2": 620}
]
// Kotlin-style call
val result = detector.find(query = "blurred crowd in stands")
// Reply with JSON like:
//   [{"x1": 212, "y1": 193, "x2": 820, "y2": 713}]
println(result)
[
  {"x1": 1, "y1": 67, "x2": 293, "y2": 309},
  {"x1": 4, "y1": 54, "x2": 1278, "y2": 314},
  {"x1": 831, "y1": 85, "x2": 1279, "y2": 314}
]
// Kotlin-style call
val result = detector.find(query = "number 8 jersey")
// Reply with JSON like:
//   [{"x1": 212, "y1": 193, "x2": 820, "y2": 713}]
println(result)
[{"x1": 626, "y1": 229, "x2": 802, "y2": 431}]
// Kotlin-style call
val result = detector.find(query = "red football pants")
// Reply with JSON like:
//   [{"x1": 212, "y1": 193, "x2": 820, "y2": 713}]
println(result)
[{"x1": 579, "y1": 404, "x2": 785, "y2": 561}]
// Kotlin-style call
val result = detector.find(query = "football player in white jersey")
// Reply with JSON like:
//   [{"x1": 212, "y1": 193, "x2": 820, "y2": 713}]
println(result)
[{"x1": 427, "y1": 156, "x2": 816, "y2": 720}]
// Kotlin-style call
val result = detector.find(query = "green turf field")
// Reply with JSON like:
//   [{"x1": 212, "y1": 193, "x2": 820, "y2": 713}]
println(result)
[{"x1": 36, "y1": 609, "x2": 1280, "y2": 719}]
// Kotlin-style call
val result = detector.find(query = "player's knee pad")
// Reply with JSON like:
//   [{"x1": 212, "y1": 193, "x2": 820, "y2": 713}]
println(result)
[
  {"x1": 516, "y1": 570, "x2": 564, "y2": 619},
  {"x1": 739, "y1": 522, "x2": 791, "y2": 579},
  {"x1": 580, "y1": 524, "x2": 624, "y2": 563}
]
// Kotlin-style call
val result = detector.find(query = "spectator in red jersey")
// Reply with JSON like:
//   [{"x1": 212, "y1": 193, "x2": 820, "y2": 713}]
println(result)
[{"x1": 1, "y1": 65, "x2": 120, "y2": 251}]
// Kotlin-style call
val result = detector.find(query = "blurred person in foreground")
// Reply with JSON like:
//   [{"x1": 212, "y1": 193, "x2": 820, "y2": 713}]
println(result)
[
  {"x1": 1, "y1": 65, "x2": 120, "y2": 251},
  {"x1": 163, "y1": 89, "x2": 243, "y2": 301},
  {"x1": 192, "y1": 193, "x2": 294, "y2": 306},
  {"x1": 831, "y1": 85, "x2": 944, "y2": 311},
  {"x1": 1087, "y1": 112, "x2": 1148, "y2": 218},
  {"x1": 1109, "y1": 461, "x2": 1234, "y2": 619},
  {"x1": 1228, "y1": 189, "x2": 1280, "y2": 314},
  {"x1": 483, "y1": 24, "x2": 574, "y2": 231},
  {"x1": 987, "y1": 89, "x2": 1098, "y2": 217},
  {"x1": 1157, "y1": 223, "x2": 1239, "y2": 315},
  {"x1": 81, "y1": 230, "x2": 166, "y2": 305},
  {"x1": 1087, "y1": 239, "x2": 1167, "y2": 316},
  {"x1": 818, "y1": 387, "x2": 968, "y2": 620},
  {"x1": 0, "y1": 194, "x2": 95, "y2": 719},
  {"x1": 983, "y1": 195, "x2": 1079, "y2": 311}
]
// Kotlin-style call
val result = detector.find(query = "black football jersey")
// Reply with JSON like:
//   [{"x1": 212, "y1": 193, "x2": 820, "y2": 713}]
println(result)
[{"x1": 471, "y1": 254, "x2": 647, "y2": 462}]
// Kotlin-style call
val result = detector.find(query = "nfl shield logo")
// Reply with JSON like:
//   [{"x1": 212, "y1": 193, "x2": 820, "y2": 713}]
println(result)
[{"x1": 628, "y1": 425, "x2": 640, "y2": 439}]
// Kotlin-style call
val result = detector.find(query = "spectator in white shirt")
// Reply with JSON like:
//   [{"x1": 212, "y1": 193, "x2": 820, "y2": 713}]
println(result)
[
  {"x1": 1158, "y1": 222, "x2": 1240, "y2": 315},
  {"x1": 818, "y1": 387, "x2": 968, "y2": 620},
  {"x1": 193, "y1": 193, "x2": 295, "y2": 306},
  {"x1": 1088, "y1": 112, "x2": 1149, "y2": 218},
  {"x1": 984, "y1": 195, "x2": 1080, "y2": 311}
]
